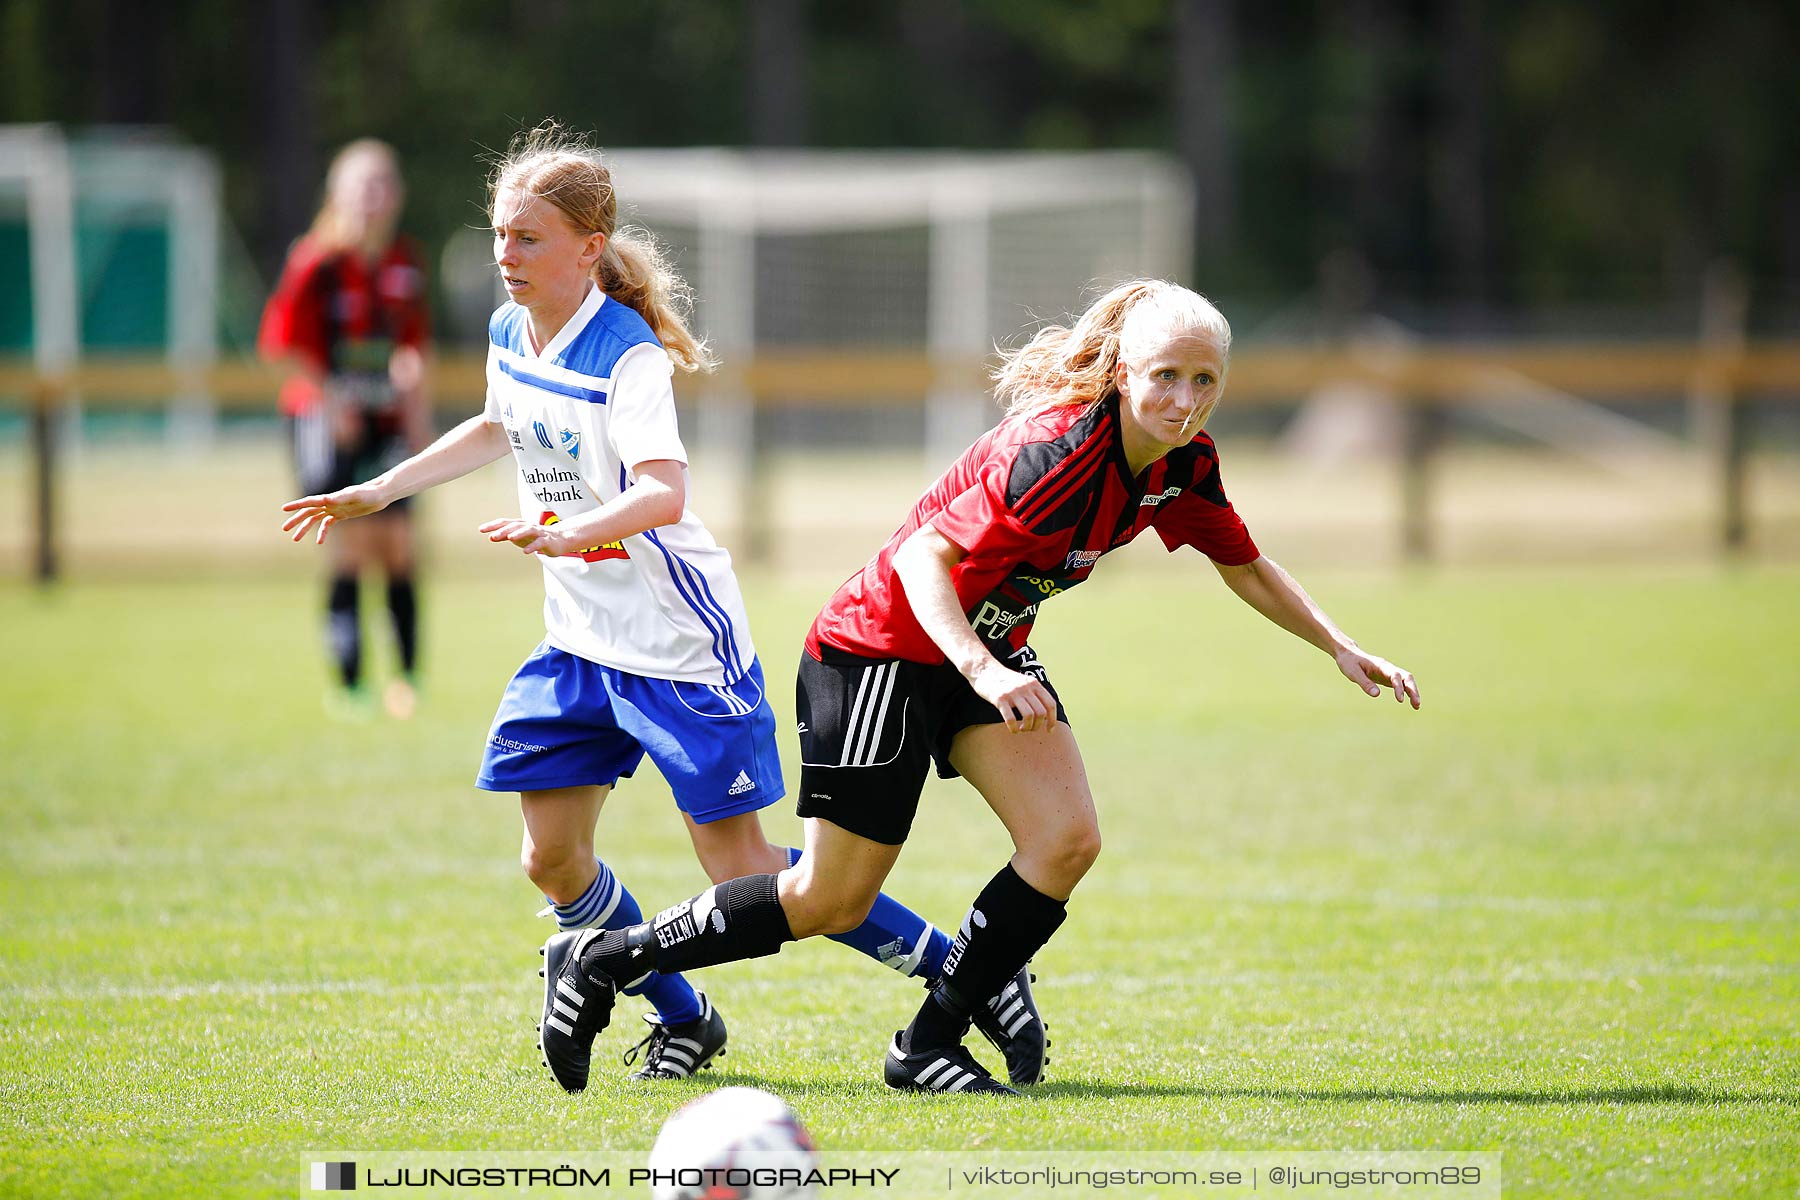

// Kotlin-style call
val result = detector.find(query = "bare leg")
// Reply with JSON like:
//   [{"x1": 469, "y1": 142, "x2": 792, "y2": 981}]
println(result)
[
  {"x1": 948, "y1": 723, "x2": 1102, "y2": 900},
  {"x1": 899, "y1": 723, "x2": 1095, "y2": 1065},
  {"x1": 519, "y1": 785, "x2": 609, "y2": 903},
  {"x1": 681, "y1": 811, "x2": 789, "y2": 882},
  {"x1": 777, "y1": 817, "x2": 906, "y2": 939}
]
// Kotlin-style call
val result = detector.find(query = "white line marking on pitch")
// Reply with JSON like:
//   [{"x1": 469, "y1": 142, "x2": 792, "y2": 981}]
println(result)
[{"x1": 1, "y1": 978, "x2": 511, "y2": 1004}]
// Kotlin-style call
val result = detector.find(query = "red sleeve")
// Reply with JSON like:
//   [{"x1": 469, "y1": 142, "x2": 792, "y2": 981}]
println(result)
[
  {"x1": 257, "y1": 240, "x2": 330, "y2": 372},
  {"x1": 928, "y1": 453, "x2": 1045, "y2": 567},
  {"x1": 1152, "y1": 447, "x2": 1260, "y2": 565}
]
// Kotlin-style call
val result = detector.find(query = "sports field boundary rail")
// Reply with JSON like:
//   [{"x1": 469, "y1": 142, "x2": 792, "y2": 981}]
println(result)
[{"x1": 4, "y1": 342, "x2": 1799, "y2": 580}]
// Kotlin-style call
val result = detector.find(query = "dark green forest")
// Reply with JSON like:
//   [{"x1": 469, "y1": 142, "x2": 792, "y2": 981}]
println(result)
[{"x1": 4, "y1": 0, "x2": 1796, "y2": 325}]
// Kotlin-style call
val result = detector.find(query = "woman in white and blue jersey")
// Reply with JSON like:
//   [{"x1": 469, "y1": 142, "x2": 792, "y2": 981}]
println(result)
[{"x1": 281, "y1": 123, "x2": 963, "y2": 1087}]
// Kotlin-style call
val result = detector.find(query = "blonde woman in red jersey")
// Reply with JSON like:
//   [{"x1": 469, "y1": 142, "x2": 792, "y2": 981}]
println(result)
[
  {"x1": 540, "y1": 279, "x2": 1422, "y2": 1095},
  {"x1": 260, "y1": 139, "x2": 431, "y2": 719}
]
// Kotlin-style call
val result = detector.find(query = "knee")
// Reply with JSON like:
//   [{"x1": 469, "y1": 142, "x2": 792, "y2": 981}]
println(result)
[
  {"x1": 1066, "y1": 825, "x2": 1103, "y2": 876},
  {"x1": 520, "y1": 842, "x2": 584, "y2": 896},
  {"x1": 1033, "y1": 823, "x2": 1102, "y2": 891},
  {"x1": 780, "y1": 873, "x2": 877, "y2": 939},
  {"x1": 811, "y1": 895, "x2": 878, "y2": 938}
]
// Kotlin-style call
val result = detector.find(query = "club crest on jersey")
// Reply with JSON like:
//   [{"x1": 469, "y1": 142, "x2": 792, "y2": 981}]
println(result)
[
  {"x1": 539, "y1": 510, "x2": 628, "y2": 563},
  {"x1": 559, "y1": 428, "x2": 581, "y2": 461}
]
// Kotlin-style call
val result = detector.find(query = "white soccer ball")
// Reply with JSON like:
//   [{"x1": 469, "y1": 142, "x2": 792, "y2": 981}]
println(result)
[{"x1": 646, "y1": 1086, "x2": 819, "y2": 1200}]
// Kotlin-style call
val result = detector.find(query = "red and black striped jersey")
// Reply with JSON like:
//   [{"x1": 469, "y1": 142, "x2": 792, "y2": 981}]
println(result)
[
  {"x1": 808, "y1": 396, "x2": 1259, "y2": 664},
  {"x1": 258, "y1": 235, "x2": 430, "y2": 416}
]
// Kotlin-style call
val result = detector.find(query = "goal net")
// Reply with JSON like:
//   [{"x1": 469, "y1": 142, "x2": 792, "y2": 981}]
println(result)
[
  {"x1": 604, "y1": 149, "x2": 1194, "y2": 470},
  {"x1": 0, "y1": 124, "x2": 223, "y2": 447}
]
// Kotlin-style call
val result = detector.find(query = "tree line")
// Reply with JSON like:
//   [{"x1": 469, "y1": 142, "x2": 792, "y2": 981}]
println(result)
[{"x1": 4, "y1": 0, "x2": 1795, "y2": 328}]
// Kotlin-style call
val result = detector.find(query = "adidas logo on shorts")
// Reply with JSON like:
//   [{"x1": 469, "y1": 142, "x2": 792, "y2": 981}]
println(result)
[{"x1": 727, "y1": 770, "x2": 757, "y2": 796}]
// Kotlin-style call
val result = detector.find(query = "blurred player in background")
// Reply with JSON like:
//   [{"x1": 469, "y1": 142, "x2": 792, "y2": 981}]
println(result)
[
  {"x1": 260, "y1": 138, "x2": 432, "y2": 720},
  {"x1": 280, "y1": 123, "x2": 1025, "y2": 1088},
  {"x1": 541, "y1": 279, "x2": 1421, "y2": 1094}
]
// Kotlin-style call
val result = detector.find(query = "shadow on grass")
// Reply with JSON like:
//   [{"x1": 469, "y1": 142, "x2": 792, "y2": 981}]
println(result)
[
  {"x1": 709, "y1": 1072, "x2": 1794, "y2": 1107},
  {"x1": 1029, "y1": 1082, "x2": 1798, "y2": 1106}
]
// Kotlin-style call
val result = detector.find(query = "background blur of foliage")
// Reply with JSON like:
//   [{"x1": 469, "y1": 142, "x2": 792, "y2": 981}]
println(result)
[{"x1": 4, "y1": 0, "x2": 1797, "y2": 330}]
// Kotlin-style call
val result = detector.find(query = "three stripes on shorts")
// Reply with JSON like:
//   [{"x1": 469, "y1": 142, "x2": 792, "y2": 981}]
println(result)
[{"x1": 839, "y1": 661, "x2": 902, "y2": 767}]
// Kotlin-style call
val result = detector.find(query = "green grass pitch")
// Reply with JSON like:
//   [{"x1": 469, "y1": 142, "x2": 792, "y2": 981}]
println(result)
[{"x1": 1, "y1": 565, "x2": 1796, "y2": 1197}]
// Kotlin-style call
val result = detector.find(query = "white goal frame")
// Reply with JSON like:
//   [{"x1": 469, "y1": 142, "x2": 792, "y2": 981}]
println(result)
[
  {"x1": 606, "y1": 149, "x2": 1195, "y2": 471},
  {"x1": 0, "y1": 124, "x2": 222, "y2": 448}
]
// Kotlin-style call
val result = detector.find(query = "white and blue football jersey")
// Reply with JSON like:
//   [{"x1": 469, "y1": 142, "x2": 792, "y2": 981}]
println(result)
[{"x1": 483, "y1": 285, "x2": 756, "y2": 686}]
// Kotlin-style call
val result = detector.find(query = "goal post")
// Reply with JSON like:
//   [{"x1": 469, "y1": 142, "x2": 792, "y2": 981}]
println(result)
[
  {"x1": 603, "y1": 149, "x2": 1194, "y2": 558},
  {"x1": 1, "y1": 124, "x2": 224, "y2": 582}
]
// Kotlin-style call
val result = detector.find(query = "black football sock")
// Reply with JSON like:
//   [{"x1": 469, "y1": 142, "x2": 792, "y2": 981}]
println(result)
[
  {"x1": 904, "y1": 863, "x2": 1066, "y2": 1051},
  {"x1": 326, "y1": 575, "x2": 361, "y2": 689},
  {"x1": 386, "y1": 576, "x2": 418, "y2": 676},
  {"x1": 578, "y1": 873, "x2": 794, "y2": 983},
  {"x1": 905, "y1": 984, "x2": 974, "y2": 1050}
]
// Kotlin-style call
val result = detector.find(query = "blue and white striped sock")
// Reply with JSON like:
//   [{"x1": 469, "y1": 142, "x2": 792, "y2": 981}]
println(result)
[
  {"x1": 550, "y1": 859, "x2": 628, "y2": 932},
  {"x1": 785, "y1": 846, "x2": 951, "y2": 980},
  {"x1": 550, "y1": 860, "x2": 702, "y2": 1027}
]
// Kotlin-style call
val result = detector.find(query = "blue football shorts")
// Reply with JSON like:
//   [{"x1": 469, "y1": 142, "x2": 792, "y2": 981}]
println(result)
[{"x1": 476, "y1": 642, "x2": 785, "y2": 824}]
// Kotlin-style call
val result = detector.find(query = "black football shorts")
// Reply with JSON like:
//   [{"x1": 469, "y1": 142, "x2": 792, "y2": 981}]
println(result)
[
  {"x1": 288, "y1": 406, "x2": 412, "y2": 511},
  {"x1": 793, "y1": 641, "x2": 1067, "y2": 845}
]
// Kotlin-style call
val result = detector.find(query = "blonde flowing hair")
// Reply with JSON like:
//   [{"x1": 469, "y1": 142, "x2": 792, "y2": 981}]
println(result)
[
  {"x1": 490, "y1": 122, "x2": 715, "y2": 374},
  {"x1": 993, "y1": 279, "x2": 1232, "y2": 418},
  {"x1": 307, "y1": 138, "x2": 403, "y2": 257}
]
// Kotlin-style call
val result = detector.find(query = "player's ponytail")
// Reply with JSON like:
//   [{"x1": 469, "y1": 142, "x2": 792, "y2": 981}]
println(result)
[
  {"x1": 596, "y1": 230, "x2": 715, "y2": 374},
  {"x1": 490, "y1": 122, "x2": 717, "y2": 374},
  {"x1": 993, "y1": 279, "x2": 1230, "y2": 418}
]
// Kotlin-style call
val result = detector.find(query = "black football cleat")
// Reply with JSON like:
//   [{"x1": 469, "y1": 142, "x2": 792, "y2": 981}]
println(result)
[
  {"x1": 537, "y1": 930, "x2": 618, "y2": 1093},
  {"x1": 883, "y1": 1032, "x2": 1018, "y2": 1095},
  {"x1": 968, "y1": 964, "x2": 1049, "y2": 1086},
  {"x1": 622, "y1": 992, "x2": 728, "y2": 1080}
]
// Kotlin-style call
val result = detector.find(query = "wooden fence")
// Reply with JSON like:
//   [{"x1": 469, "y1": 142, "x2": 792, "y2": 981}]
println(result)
[{"x1": 5, "y1": 341, "x2": 1799, "y2": 580}]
